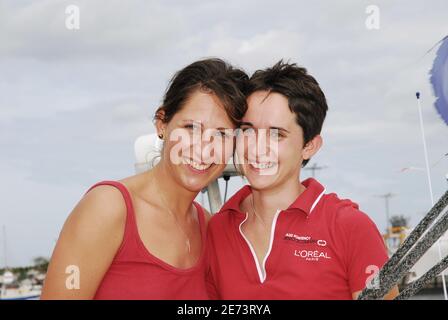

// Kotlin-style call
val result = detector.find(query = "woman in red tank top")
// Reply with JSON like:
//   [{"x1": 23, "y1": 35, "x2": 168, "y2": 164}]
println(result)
[{"x1": 41, "y1": 59, "x2": 248, "y2": 299}]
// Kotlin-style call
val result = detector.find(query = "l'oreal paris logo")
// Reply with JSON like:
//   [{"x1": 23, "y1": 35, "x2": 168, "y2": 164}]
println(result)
[{"x1": 294, "y1": 250, "x2": 332, "y2": 261}]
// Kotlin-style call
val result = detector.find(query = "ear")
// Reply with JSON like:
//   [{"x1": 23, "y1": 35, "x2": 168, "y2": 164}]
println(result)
[
  {"x1": 302, "y1": 135, "x2": 323, "y2": 161},
  {"x1": 155, "y1": 108, "x2": 167, "y2": 139}
]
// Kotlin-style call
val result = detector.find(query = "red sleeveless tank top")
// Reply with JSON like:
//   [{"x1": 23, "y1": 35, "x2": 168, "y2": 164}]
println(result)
[{"x1": 84, "y1": 180, "x2": 209, "y2": 300}]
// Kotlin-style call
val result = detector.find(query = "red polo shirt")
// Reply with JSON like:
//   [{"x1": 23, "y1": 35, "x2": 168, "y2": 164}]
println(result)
[{"x1": 206, "y1": 178, "x2": 389, "y2": 300}]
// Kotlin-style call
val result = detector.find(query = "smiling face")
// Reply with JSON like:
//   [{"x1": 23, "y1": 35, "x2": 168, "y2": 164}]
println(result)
[
  {"x1": 156, "y1": 89, "x2": 236, "y2": 193},
  {"x1": 237, "y1": 90, "x2": 322, "y2": 191}
]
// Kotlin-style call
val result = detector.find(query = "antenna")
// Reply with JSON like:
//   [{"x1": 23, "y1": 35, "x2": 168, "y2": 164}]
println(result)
[
  {"x1": 374, "y1": 193, "x2": 396, "y2": 232},
  {"x1": 304, "y1": 163, "x2": 328, "y2": 178}
]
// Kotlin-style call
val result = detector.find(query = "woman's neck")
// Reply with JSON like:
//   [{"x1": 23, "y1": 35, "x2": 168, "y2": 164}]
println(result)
[
  {"x1": 250, "y1": 177, "x2": 306, "y2": 223},
  {"x1": 143, "y1": 162, "x2": 198, "y2": 219}
]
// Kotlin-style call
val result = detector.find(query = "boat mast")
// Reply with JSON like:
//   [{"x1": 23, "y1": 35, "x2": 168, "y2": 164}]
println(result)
[{"x1": 2, "y1": 225, "x2": 6, "y2": 270}]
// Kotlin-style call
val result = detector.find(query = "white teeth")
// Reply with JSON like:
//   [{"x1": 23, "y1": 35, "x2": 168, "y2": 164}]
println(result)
[
  {"x1": 251, "y1": 162, "x2": 275, "y2": 169},
  {"x1": 183, "y1": 158, "x2": 212, "y2": 171}
]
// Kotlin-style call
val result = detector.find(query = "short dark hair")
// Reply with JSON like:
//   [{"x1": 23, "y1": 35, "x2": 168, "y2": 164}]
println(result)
[
  {"x1": 155, "y1": 58, "x2": 249, "y2": 126},
  {"x1": 248, "y1": 60, "x2": 328, "y2": 167}
]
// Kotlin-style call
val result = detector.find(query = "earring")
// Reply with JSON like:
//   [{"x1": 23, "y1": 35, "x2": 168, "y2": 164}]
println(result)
[{"x1": 158, "y1": 133, "x2": 164, "y2": 139}]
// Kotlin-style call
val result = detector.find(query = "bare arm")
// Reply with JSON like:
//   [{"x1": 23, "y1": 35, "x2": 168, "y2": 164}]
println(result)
[{"x1": 41, "y1": 186, "x2": 126, "y2": 299}]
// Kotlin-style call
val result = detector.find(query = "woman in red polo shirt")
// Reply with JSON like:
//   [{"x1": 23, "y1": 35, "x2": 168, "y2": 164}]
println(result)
[
  {"x1": 41, "y1": 59, "x2": 248, "y2": 299},
  {"x1": 206, "y1": 60, "x2": 398, "y2": 300}
]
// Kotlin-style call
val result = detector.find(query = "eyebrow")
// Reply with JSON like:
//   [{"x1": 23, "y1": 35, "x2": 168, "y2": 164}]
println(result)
[
  {"x1": 270, "y1": 126, "x2": 290, "y2": 134},
  {"x1": 240, "y1": 122, "x2": 290, "y2": 134}
]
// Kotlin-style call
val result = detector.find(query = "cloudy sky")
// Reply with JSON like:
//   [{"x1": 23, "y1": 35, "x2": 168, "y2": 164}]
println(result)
[{"x1": 1, "y1": 0, "x2": 447, "y2": 267}]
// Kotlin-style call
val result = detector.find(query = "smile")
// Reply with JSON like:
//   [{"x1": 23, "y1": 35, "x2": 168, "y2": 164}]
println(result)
[
  {"x1": 249, "y1": 162, "x2": 276, "y2": 170},
  {"x1": 183, "y1": 158, "x2": 212, "y2": 172}
]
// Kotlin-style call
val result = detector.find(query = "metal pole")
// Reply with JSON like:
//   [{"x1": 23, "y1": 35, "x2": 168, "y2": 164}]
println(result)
[
  {"x1": 385, "y1": 195, "x2": 391, "y2": 232},
  {"x1": 207, "y1": 180, "x2": 222, "y2": 214},
  {"x1": 376, "y1": 193, "x2": 394, "y2": 233},
  {"x1": 2, "y1": 225, "x2": 6, "y2": 269}
]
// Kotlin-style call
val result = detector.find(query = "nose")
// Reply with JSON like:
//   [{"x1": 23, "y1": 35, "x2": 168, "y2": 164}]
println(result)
[
  {"x1": 191, "y1": 135, "x2": 215, "y2": 164},
  {"x1": 245, "y1": 132, "x2": 278, "y2": 163}
]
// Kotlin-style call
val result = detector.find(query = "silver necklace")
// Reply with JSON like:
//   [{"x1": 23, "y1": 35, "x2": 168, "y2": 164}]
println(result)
[
  {"x1": 250, "y1": 194, "x2": 268, "y2": 228},
  {"x1": 156, "y1": 188, "x2": 192, "y2": 253}
]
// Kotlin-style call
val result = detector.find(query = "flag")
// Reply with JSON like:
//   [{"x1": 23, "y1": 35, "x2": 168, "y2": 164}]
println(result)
[{"x1": 430, "y1": 35, "x2": 448, "y2": 126}]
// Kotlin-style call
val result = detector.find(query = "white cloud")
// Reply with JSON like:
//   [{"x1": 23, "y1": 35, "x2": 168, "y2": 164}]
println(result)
[
  {"x1": 206, "y1": 29, "x2": 305, "y2": 71},
  {"x1": 0, "y1": 0, "x2": 185, "y2": 61}
]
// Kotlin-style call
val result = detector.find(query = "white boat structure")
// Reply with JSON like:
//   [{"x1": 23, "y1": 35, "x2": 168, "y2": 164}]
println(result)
[
  {"x1": 1, "y1": 226, "x2": 42, "y2": 300},
  {"x1": 0, "y1": 275, "x2": 41, "y2": 300}
]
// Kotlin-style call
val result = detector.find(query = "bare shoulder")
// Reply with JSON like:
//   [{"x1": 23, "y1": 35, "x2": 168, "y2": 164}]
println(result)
[
  {"x1": 59, "y1": 182, "x2": 130, "y2": 246},
  {"x1": 41, "y1": 183, "x2": 128, "y2": 299},
  {"x1": 73, "y1": 184, "x2": 127, "y2": 225}
]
